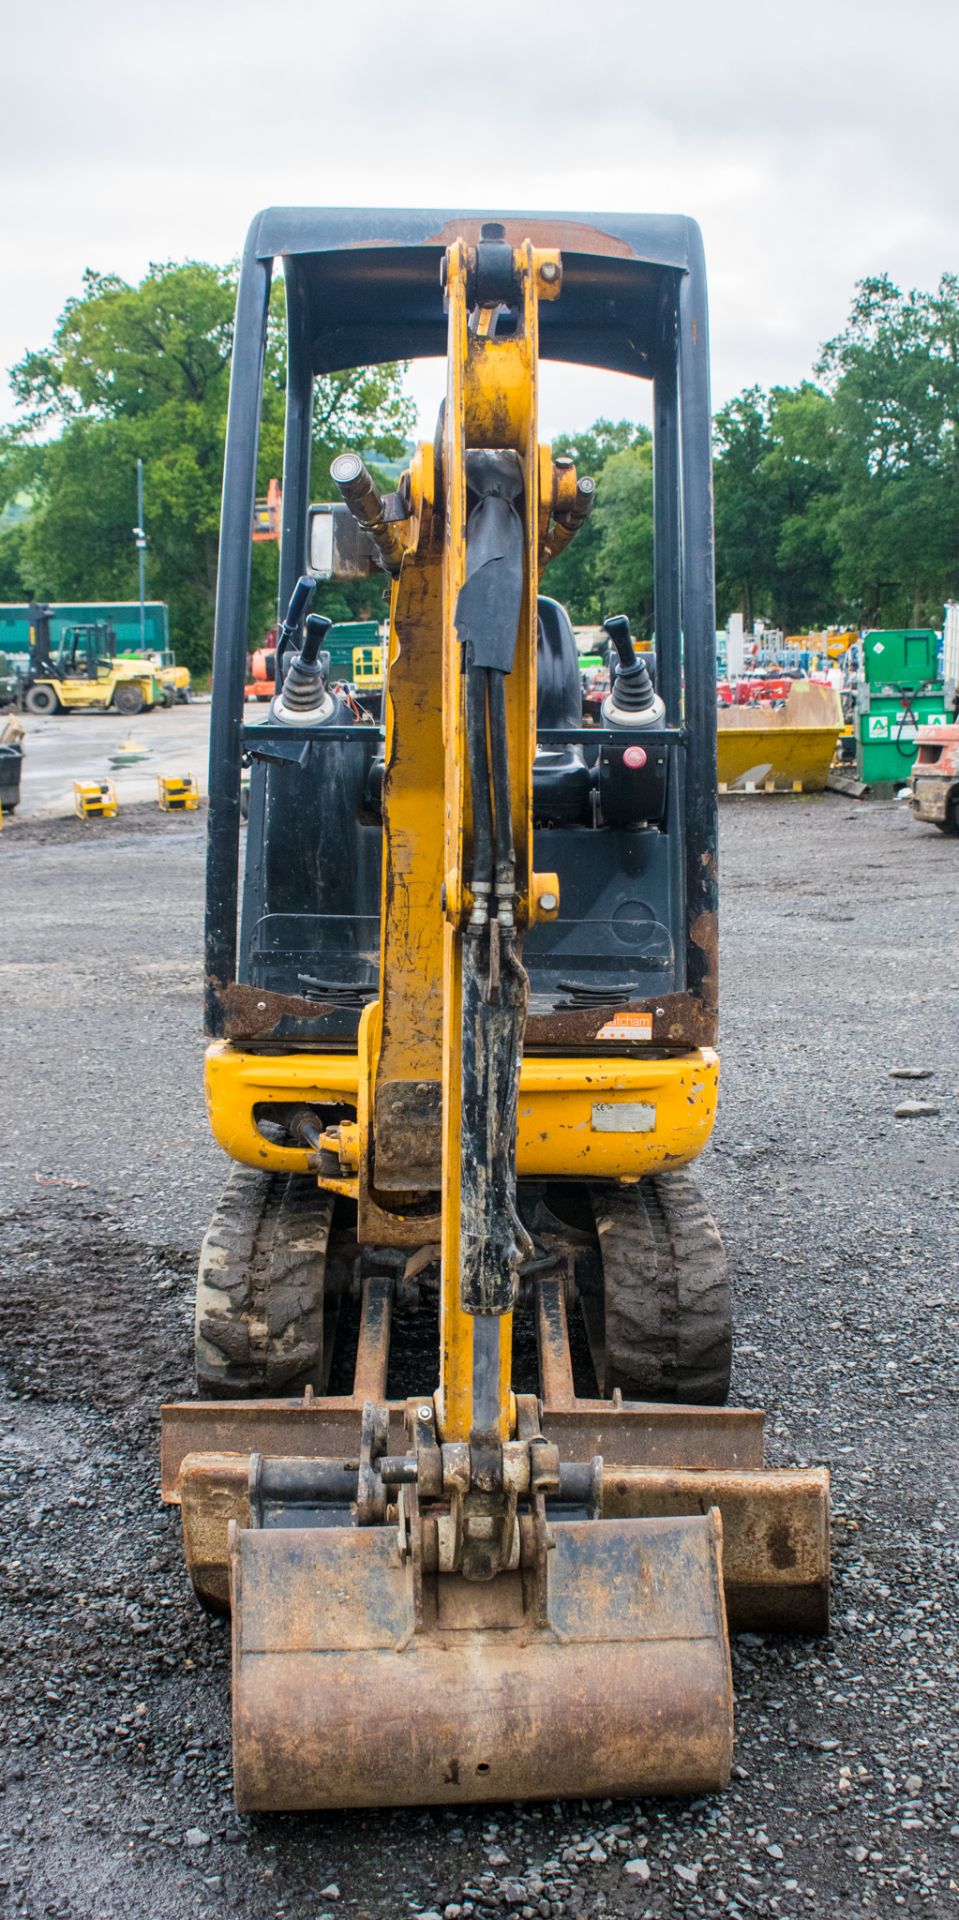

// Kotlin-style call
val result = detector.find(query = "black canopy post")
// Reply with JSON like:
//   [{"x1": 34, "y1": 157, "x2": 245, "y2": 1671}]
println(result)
[
  {"x1": 653, "y1": 278, "x2": 682, "y2": 729},
  {"x1": 205, "y1": 235, "x2": 273, "y2": 1035},
  {"x1": 677, "y1": 220, "x2": 718, "y2": 1021},
  {"x1": 279, "y1": 255, "x2": 315, "y2": 618}
]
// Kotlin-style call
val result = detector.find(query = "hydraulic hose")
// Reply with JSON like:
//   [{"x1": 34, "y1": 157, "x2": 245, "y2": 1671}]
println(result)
[
  {"x1": 466, "y1": 658, "x2": 495, "y2": 918},
  {"x1": 486, "y1": 668, "x2": 515, "y2": 921}
]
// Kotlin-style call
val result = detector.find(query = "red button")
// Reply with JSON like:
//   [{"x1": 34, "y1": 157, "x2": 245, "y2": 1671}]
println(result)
[{"x1": 623, "y1": 745, "x2": 647, "y2": 769}]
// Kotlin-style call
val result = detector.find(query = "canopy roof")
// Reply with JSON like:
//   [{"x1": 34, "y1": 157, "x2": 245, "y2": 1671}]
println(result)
[{"x1": 247, "y1": 208, "x2": 704, "y2": 377}]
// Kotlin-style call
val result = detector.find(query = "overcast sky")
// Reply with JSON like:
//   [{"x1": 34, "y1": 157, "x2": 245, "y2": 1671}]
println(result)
[{"x1": 4, "y1": 0, "x2": 957, "y2": 439}]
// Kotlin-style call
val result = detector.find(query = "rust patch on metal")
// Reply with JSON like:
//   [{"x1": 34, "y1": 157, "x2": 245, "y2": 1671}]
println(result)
[
  {"x1": 426, "y1": 218, "x2": 635, "y2": 259},
  {"x1": 374, "y1": 1080, "x2": 442, "y2": 1190},
  {"x1": 526, "y1": 989, "x2": 716, "y2": 1051},
  {"x1": 220, "y1": 981, "x2": 342, "y2": 1041},
  {"x1": 688, "y1": 910, "x2": 718, "y2": 1016},
  {"x1": 767, "y1": 1520, "x2": 798, "y2": 1571},
  {"x1": 535, "y1": 1275, "x2": 576, "y2": 1410}
]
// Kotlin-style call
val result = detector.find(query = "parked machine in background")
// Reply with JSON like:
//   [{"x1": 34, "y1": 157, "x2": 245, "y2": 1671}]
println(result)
[
  {"x1": 119, "y1": 647, "x2": 191, "y2": 703},
  {"x1": 909, "y1": 724, "x2": 959, "y2": 833},
  {"x1": 160, "y1": 207, "x2": 830, "y2": 1815},
  {"x1": 0, "y1": 598, "x2": 187, "y2": 692},
  {"x1": 17, "y1": 607, "x2": 163, "y2": 715},
  {"x1": 855, "y1": 627, "x2": 947, "y2": 790}
]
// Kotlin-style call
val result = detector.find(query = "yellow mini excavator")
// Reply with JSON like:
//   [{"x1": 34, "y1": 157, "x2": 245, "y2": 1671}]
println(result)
[{"x1": 161, "y1": 210, "x2": 829, "y2": 1812}]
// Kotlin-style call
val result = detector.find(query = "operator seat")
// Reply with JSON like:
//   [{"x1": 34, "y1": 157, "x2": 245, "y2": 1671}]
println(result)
[
  {"x1": 533, "y1": 594, "x2": 591, "y2": 823},
  {"x1": 365, "y1": 594, "x2": 591, "y2": 824}
]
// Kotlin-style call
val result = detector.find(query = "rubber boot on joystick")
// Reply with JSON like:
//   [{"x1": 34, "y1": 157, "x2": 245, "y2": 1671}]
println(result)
[
  {"x1": 272, "y1": 613, "x2": 337, "y2": 724},
  {"x1": 601, "y1": 614, "x2": 666, "y2": 728}
]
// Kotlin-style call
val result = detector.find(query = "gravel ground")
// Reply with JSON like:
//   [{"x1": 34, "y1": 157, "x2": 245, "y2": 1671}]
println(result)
[{"x1": 1, "y1": 794, "x2": 957, "y2": 1919}]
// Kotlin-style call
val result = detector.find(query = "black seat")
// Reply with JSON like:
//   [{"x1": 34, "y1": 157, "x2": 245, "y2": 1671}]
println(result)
[
  {"x1": 536, "y1": 595, "x2": 582, "y2": 728},
  {"x1": 534, "y1": 596, "x2": 591, "y2": 824}
]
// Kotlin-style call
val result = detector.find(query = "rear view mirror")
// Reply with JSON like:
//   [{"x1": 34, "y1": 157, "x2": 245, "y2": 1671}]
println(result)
[{"x1": 308, "y1": 503, "x2": 378, "y2": 581}]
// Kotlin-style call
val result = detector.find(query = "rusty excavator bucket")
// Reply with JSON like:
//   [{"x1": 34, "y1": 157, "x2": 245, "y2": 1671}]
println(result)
[
  {"x1": 162, "y1": 211, "x2": 829, "y2": 1812},
  {"x1": 231, "y1": 1478, "x2": 732, "y2": 1810}
]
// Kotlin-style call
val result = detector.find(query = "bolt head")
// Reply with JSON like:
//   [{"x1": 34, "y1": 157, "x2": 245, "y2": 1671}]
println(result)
[
  {"x1": 418, "y1": 1403, "x2": 433, "y2": 1423},
  {"x1": 541, "y1": 260, "x2": 559, "y2": 282},
  {"x1": 539, "y1": 891, "x2": 558, "y2": 912}
]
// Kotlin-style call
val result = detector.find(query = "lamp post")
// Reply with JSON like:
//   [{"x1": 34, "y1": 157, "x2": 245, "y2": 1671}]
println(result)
[{"x1": 133, "y1": 459, "x2": 147, "y2": 649}]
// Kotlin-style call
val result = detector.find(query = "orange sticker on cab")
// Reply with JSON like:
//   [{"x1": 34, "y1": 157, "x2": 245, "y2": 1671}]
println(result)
[{"x1": 595, "y1": 1010, "x2": 653, "y2": 1041}]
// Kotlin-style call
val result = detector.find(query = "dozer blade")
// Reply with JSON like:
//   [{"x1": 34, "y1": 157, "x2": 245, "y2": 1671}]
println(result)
[{"x1": 231, "y1": 1510, "x2": 732, "y2": 1812}]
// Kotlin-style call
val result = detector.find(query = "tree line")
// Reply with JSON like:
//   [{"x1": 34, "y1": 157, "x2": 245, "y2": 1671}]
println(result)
[
  {"x1": 1, "y1": 262, "x2": 956, "y2": 672},
  {"x1": 0, "y1": 264, "x2": 413, "y2": 672}
]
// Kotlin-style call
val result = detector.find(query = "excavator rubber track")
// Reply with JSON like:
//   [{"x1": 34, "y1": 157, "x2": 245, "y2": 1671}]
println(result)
[
  {"x1": 590, "y1": 1171, "x2": 732, "y2": 1403},
  {"x1": 194, "y1": 1167, "x2": 336, "y2": 1398}
]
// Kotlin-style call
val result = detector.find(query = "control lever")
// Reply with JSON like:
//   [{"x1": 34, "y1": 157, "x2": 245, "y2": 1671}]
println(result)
[
  {"x1": 272, "y1": 613, "x2": 336, "y2": 725},
  {"x1": 601, "y1": 615, "x2": 665, "y2": 728},
  {"x1": 277, "y1": 574, "x2": 316, "y2": 651}
]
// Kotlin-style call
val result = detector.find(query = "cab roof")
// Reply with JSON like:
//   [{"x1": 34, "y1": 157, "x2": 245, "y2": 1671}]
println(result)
[{"x1": 246, "y1": 207, "x2": 705, "y2": 378}]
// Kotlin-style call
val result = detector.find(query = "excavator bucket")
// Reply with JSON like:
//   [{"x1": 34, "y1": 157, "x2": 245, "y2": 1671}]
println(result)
[
  {"x1": 163, "y1": 1375, "x2": 829, "y2": 1812},
  {"x1": 231, "y1": 1512, "x2": 732, "y2": 1811}
]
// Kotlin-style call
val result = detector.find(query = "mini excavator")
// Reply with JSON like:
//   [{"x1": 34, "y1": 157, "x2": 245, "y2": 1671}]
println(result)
[{"x1": 161, "y1": 210, "x2": 829, "y2": 1812}]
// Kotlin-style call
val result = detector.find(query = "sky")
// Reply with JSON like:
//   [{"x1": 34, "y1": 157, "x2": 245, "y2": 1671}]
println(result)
[{"x1": 3, "y1": 0, "x2": 957, "y2": 440}]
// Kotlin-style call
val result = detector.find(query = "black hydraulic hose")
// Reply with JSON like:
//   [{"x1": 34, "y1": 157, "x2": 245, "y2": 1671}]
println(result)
[
  {"x1": 486, "y1": 668, "x2": 515, "y2": 904},
  {"x1": 465, "y1": 659, "x2": 495, "y2": 901}
]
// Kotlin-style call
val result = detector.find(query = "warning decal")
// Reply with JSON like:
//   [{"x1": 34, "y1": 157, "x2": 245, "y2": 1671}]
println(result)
[{"x1": 595, "y1": 1010, "x2": 654, "y2": 1042}]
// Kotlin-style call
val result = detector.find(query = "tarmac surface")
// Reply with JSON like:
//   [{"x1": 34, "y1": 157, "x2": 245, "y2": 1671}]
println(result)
[
  {"x1": 5, "y1": 699, "x2": 267, "y2": 820},
  {"x1": 0, "y1": 792, "x2": 957, "y2": 1918}
]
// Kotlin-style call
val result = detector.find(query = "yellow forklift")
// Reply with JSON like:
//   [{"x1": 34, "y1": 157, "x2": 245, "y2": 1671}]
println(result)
[
  {"x1": 161, "y1": 210, "x2": 830, "y2": 1811},
  {"x1": 20, "y1": 604, "x2": 162, "y2": 715}
]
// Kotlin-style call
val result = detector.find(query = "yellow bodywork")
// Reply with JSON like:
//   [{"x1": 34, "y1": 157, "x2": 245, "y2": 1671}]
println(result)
[
  {"x1": 125, "y1": 654, "x2": 191, "y2": 697},
  {"x1": 37, "y1": 665, "x2": 158, "y2": 711},
  {"x1": 205, "y1": 1040, "x2": 719, "y2": 1179},
  {"x1": 157, "y1": 773, "x2": 200, "y2": 811},
  {"x1": 159, "y1": 663, "x2": 191, "y2": 695},
  {"x1": 74, "y1": 779, "x2": 118, "y2": 819}
]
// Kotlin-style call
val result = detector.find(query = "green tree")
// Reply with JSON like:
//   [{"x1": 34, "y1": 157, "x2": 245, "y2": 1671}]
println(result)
[
  {"x1": 763, "y1": 383, "x2": 841, "y2": 631},
  {"x1": 0, "y1": 519, "x2": 29, "y2": 600},
  {"x1": 713, "y1": 382, "x2": 841, "y2": 631},
  {"x1": 1, "y1": 262, "x2": 414, "y2": 672},
  {"x1": 817, "y1": 273, "x2": 959, "y2": 626},
  {"x1": 712, "y1": 387, "x2": 777, "y2": 628},
  {"x1": 593, "y1": 441, "x2": 655, "y2": 635},
  {"x1": 543, "y1": 418, "x2": 650, "y2": 622}
]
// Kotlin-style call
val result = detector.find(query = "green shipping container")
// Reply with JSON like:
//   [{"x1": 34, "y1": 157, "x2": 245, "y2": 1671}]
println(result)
[{"x1": 0, "y1": 600, "x2": 171, "y2": 660}]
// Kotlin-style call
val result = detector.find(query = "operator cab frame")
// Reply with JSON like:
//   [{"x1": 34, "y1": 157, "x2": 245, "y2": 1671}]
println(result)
[{"x1": 205, "y1": 210, "x2": 718, "y2": 1058}]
